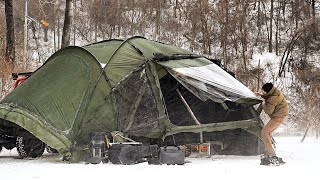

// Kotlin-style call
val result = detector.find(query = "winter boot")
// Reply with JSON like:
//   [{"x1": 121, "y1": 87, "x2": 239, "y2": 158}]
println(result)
[
  {"x1": 276, "y1": 156, "x2": 286, "y2": 165},
  {"x1": 260, "y1": 154, "x2": 271, "y2": 165},
  {"x1": 267, "y1": 156, "x2": 280, "y2": 166},
  {"x1": 260, "y1": 155, "x2": 285, "y2": 166}
]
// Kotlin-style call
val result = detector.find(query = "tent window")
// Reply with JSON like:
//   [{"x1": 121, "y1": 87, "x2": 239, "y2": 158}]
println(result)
[{"x1": 113, "y1": 69, "x2": 158, "y2": 133}]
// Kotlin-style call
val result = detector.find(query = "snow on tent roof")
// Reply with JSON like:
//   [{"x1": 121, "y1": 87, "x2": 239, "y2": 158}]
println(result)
[{"x1": 0, "y1": 36, "x2": 263, "y2": 162}]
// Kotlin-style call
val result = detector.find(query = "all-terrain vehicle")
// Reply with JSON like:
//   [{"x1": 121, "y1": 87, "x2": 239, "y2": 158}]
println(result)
[{"x1": 0, "y1": 72, "x2": 57, "y2": 158}]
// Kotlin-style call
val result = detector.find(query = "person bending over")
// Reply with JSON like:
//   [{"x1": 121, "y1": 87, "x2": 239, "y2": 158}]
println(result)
[{"x1": 255, "y1": 82, "x2": 288, "y2": 165}]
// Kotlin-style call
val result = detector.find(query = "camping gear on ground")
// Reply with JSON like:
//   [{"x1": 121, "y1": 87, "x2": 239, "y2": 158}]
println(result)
[
  {"x1": 108, "y1": 144, "x2": 185, "y2": 165},
  {"x1": 108, "y1": 143, "x2": 158, "y2": 165},
  {"x1": 86, "y1": 132, "x2": 107, "y2": 164},
  {"x1": 187, "y1": 143, "x2": 211, "y2": 158},
  {"x1": 0, "y1": 36, "x2": 265, "y2": 162},
  {"x1": 158, "y1": 146, "x2": 185, "y2": 165}
]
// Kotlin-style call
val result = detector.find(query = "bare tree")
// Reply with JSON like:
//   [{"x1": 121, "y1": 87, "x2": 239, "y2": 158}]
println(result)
[
  {"x1": 3, "y1": 0, "x2": 15, "y2": 69},
  {"x1": 275, "y1": 1, "x2": 281, "y2": 55},
  {"x1": 311, "y1": 0, "x2": 316, "y2": 38},
  {"x1": 268, "y1": 0, "x2": 273, "y2": 52},
  {"x1": 61, "y1": 0, "x2": 73, "y2": 48}
]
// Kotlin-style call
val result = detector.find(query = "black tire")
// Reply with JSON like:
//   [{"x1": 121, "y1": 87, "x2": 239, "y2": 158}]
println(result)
[
  {"x1": 108, "y1": 144, "x2": 125, "y2": 164},
  {"x1": 118, "y1": 145, "x2": 139, "y2": 165},
  {"x1": 16, "y1": 136, "x2": 45, "y2": 158},
  {"x1": 4, "y1": 142, "x2": 16, "y2": 150},
  {"x1": 45, "y1": 145, "x2": 59, "y2": 153}
]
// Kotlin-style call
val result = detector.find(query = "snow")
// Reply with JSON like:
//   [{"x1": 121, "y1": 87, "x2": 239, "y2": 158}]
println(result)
[
  {"x1": 1, "y1": 137, "x2": 319, "y2": 180},
  {"x1": 100, "y1": 63, "x2": 106, "y2": 68},
  {"x1": 251, "y1": 52, "x2": 280, "y2": 68},
  {"x1": 251, "y1": 52, "x2": 283, "y2": 83}
]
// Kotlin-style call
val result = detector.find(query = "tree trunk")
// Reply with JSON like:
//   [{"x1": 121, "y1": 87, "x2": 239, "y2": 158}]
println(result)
[
  {"x1": 301, "y1": 100, "x2": 311, "y2": 143},
  {"x1": 223, "y1": 0, "x2": 229, "y2": 67},
  {"x1": 117, "y1": 2, "x2": 121, "y2": 37},
  {"x1": 4, "y1": 0, "x2": 15, "y2": 68},
  {"x1": 58, "y1": 17, "x2": 61, "y2": 49},
  {"x1": 268, "y1": 0, "x2": 273, "y2": 52},
  {"x1": 53, "y1": 3, "x2": 56, "y2": 52},
  {"x1": 61, "y1": 0, "x2": 73, "y2": 48},
  {"x1": 311, "y1": 0, "x2": 316, "y2": 39},
  {"x1": 275, "y1": 1, "x2": 281, "y2": 55},
  {"x1": 130, "y1": 1, "x2": 136, "y2": 36},
  {"x1": 94, "y1": 23, "x2": 98, "y2": 43},
  {"x1": 311, "y1": 0, "x2": 315, "y2": 19},
  {"x1": 257, "y1": 59, "x2": 261, "y2": 91},
  {"x1": 73, "y1": 1, "x2": 76, "y2": 46},
  {"x1": 301, "y1": 122, "x2": 309, "y2": 143},
  {"x1": 155, "y1": 0, "x2": 161, "y2": 38},
  {"x1": 199, "y1": 0, "x2": 209, "y2": 54},
  {"x1": 174, "y1": 0, "x2": 178, "y2": 18},
  {"x1": 255, "y1": 0, "x2": 261, "y2": 46},
  {"x1": 44, "y1": 27, "x2": 48, "y2": 42}
]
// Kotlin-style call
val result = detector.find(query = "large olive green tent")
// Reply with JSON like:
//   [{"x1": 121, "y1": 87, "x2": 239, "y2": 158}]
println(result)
[{"x1": 0, "y1": 36, "x2": 264, "y2": 162}]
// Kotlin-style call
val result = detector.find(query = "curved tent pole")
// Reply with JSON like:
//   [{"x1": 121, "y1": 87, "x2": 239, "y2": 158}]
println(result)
[{"x1": 102, "y1": 36, "x2": 147, "y2": 69}]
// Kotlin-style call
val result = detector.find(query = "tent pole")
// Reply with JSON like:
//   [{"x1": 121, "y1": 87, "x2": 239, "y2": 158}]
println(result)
[{"x1": 176, "y1": 89, "x2": 203, "y2": 143}]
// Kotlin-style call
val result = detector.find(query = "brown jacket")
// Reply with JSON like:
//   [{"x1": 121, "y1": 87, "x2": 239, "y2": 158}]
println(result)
[{"x1": 261, "y1": 87, "x2": 289, "y2": 118}]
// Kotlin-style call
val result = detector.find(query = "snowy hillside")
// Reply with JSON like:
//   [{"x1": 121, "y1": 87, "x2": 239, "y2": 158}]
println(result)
[{"x1": 0, "y1": 136, "x2": 319, "y2": 180}]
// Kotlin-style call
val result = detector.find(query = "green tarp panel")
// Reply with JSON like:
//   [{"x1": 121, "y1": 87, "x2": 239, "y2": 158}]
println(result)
[{"x1": 0, "y1": 47, "x2": 117, "y2": 159}]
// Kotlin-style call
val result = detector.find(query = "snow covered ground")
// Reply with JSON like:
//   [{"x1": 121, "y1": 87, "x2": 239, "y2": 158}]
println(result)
[{"x1": 0, "y1": 136, "x2": 319, "y2": 180}]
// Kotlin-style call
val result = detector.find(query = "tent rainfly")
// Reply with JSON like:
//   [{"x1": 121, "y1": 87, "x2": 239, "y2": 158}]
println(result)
[{"x1": 0, "y1": 36, "x2": 264, "y2": 162}]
